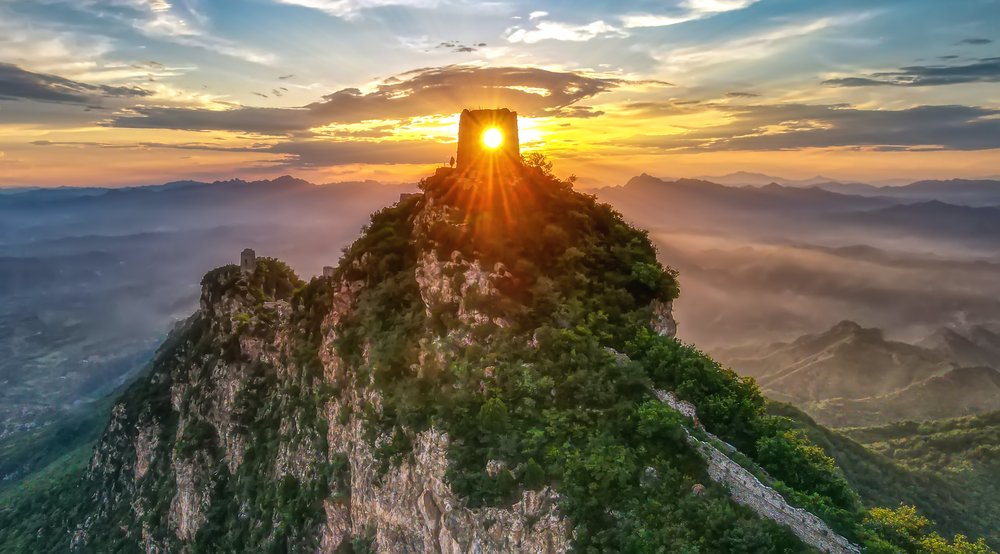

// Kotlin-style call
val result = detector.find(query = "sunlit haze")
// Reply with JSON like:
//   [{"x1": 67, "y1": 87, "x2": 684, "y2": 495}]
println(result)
[{"x1": 482, "y1": 128, "x2": 503, "y2": 149}]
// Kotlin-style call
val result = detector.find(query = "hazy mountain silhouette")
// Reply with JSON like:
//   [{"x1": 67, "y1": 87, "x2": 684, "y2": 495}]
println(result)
[
  {"x1": 716, "y1": 321, "x2": 952, "y2": 402},
  {"x1": 717, "y1": 320, "x2": 1000, "y2": 426},
  {"x1": 815, "y1": 367, "x2": 1000, "y2": 427},
  {"x1": 817, "y1": 179, "x2": 1000, "y2": 206}
]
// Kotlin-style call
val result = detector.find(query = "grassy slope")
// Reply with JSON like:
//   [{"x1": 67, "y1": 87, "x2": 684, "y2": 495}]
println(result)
[{"x1": 0, "y1": 396, "x2": 114, "y2": 496}]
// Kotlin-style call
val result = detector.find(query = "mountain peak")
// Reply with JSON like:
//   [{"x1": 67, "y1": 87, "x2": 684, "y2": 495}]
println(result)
[
  {"x1": 824, "y1": 320, "x2": 885, "y2": 342},
  {"x1": 34, "y1": 160, "x2": 901, "y2": 553},
  {"x1": 831, "y1": 319, "x2": 864, "y2": 333}
]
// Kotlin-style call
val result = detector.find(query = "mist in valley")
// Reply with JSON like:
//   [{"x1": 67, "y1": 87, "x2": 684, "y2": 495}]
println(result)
[{"x1": 653, "y1": 231, "x2": 1000, "y2": 350}]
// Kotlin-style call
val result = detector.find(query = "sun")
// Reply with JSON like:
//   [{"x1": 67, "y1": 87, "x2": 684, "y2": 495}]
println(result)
[{"x1": 482, "y1": 127, "x2": 503, "y2": 149}]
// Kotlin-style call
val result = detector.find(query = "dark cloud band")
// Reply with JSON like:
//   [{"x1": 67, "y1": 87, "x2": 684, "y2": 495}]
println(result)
[
  {"x1": 0, "y1": 63, "x2": 152, "y2": 104},
  {"x1": 623, "y1": 103, "x2": 1000, "y2": 152},
  {"x1": 823, "y1": 58, "x2": 1000, "y2": 87},
  {"x1": 109, "y1": 65, "x2": 631, "y2": 134}
]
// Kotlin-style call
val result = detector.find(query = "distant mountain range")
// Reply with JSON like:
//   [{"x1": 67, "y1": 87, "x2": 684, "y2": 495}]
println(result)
[
  {"x1": 716, "y1": 321, "x2": 1000, "y2": 427},
  {"x1": 645, "y1": 172, "x2": 1000, "y2": 206},
  {"x1": 819, "y1": 179, "x2": 1000, "y2": 206},
  {"x1": 595, "y1": 174, "x2": 1000, "y2": 252},
  {"x1": 692, "y1": 171, "x2": 863, "y2": 188}
]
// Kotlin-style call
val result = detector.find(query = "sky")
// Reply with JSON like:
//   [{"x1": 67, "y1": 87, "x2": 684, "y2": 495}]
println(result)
[{"x1": 1, "y1": 0, "x2": 999, "y2": 187}]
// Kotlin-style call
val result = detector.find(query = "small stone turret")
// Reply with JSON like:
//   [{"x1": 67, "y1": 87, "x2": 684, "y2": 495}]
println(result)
[
  {"x1": 240, "y1": 248, "x2": 256, "y2": 274},
  {"x1": 322, "y1": 266, "x2": 335, "y2": 278},
  {"x1": 455, "y1": 108, "x2": 520, "y2": 174}
]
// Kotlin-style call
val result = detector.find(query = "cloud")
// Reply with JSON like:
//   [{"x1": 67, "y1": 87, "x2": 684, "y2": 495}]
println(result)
[
  {"x1": 957, "y1": 38, "x2": 993, "y2": 46},
  {"x1": 0, "y1": 10, "x2": 116, "y2": 76},
  {"x1": 268, "y1": 139, "x2": 450, "y2": 166},
  {"x1": 0, "y1": 63, "x2": 153, "y2": 104},
  {"x1": 658, "y1": 14, "x2": 867, "y2": 73},
  {"x1": 618, "y1": 101, "x2": 700, "y2": 117},
  {"x1": 37, "y1": 0, "x2": 275, "y2": 64},
  {"x1": 435, "y1": 40, "x2": 485, "y2": 53},
  {"x1": 505, "y1": 19, "x2": 625, "y2": 44},
  {"x1": 726, "y1": 91, "x2": 759, "y2": 98},
  {"x1": 270, "y1": 0, "x2": 442, "y2": 19},
  {"x1": 31, "y1": 136, "x2": 450, "y2": 167},
  {"x1": 621, "y1": 0, "x2": 759, "y2": 28},
  {"x1": 624, "y1": 103, "x2": 1000, "y2": 152},
  {"x1": 109, "y1": 65, "x2": 631, "y2": 134},
  {"x1": 823, "y1": 58, "x2": 1000, "y2": 87}
]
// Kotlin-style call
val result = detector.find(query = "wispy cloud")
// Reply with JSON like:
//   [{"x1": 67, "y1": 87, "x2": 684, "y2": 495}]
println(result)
[
  {"x1": 505, "y1": 19, "x2": 624, "y2": 44},
  {"x1": 620, "y1": 0, "x2": 760, "y2": 28},
  {"x1": 29, "y1": 136, "x2": 452, "y2": 168},
  {"x1": 656, "y1": 13, "x2": 873, "y2": 73},
  {"x1": 956, "y1": 37, "x2": 993, "y2": 46},
  {"x1": 624, "y1": 103, "x2": 1000, "y2": 152},
  {"x1": 109, "y1": 65, "x2": 632, "y2": 134},
  {"x1": 0, "y1": 11, "x2": 114, "y2": 76},
  {"x1": 0, "y1": 6, "x2": 234, "y2": 110},
  {"x1": 35, "y1": 0, "x2": 275, "y2": 64},
  {"x1": 270, "y1": 0, "x2": 443, "y2": 20}
]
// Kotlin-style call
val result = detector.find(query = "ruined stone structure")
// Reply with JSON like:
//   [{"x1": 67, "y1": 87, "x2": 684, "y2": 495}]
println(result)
[
  {"x1": 456, "y1": 108, "x2": 520, "y2": 173},
  {"x1": 239, "y1": 248, "x2": 256, "y2": 274},
  {"x1": 655, "y1": 390, "x2": 861, "y2": 554},
  {"x1": 322, "y1": 266, "x2": 335, "y2": 278}
]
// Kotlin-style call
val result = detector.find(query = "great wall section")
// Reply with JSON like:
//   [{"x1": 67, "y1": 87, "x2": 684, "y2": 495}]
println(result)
[{"x1": 655, "y1": 391, "x2": 861, "y2": 554}]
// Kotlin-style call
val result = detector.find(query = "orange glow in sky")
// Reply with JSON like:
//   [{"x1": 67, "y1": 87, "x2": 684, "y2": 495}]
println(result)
[{"x1": 1, "y1": 0, "x2": 998, "y2": 187}]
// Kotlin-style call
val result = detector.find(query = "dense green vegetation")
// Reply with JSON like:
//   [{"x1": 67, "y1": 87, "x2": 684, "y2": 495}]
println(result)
[
  {"x1": 327, "y1": 161, "x2": 988, "y2": 552},
  {"x1": 843, "y1": 411, "x2": 1000, "y2": 549},
  {"x1": 2, "y1": 160, "x2": 997, "y2": 552},
  {"x1": 328, "y1": 164, "x2": 811, "y2": 551},
  {"x1": 0, "y1": 458, "x2": 88, "y2": 550},
  {"x1": 0, "y1": 392, "x2": 114, "y2": 497},
  {"x1": 770, "y1": 403, "x2": 999, "y2": 551}
]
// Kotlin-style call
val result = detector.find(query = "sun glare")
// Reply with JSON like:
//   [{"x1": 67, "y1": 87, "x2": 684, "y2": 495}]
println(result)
[{"x1": 482, "y1": 127, "x2": 503, "y2": 149}]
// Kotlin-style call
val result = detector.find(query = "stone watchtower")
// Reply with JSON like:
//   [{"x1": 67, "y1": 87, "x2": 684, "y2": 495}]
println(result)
[
  {"x1": 456, "y1": 108, "x2": 520, "y2": 173},
  {"x1": 240, "y1": 248, "x2": 257, "y2": 274}
]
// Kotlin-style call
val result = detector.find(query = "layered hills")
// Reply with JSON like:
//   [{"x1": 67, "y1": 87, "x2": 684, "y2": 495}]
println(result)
[{"x1": 716, "y1": 321, "x2": 1000, "y2": 427}]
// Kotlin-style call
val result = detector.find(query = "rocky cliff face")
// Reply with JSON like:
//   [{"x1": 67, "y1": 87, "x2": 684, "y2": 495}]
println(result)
[
  {"x1": 68, "y1": 167, "x2": 662, "y2": 552},
  {"x1": 65, "y1": 166, "x2": 871, "y2": 553},
  {"x1": 71, "y1": 247, "x2": 574, "y2": 552}
]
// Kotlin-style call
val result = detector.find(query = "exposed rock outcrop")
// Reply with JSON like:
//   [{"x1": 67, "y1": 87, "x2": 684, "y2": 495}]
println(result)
[{"x1": 651, "y1": 299, "x2": 677, "y2": 338}]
